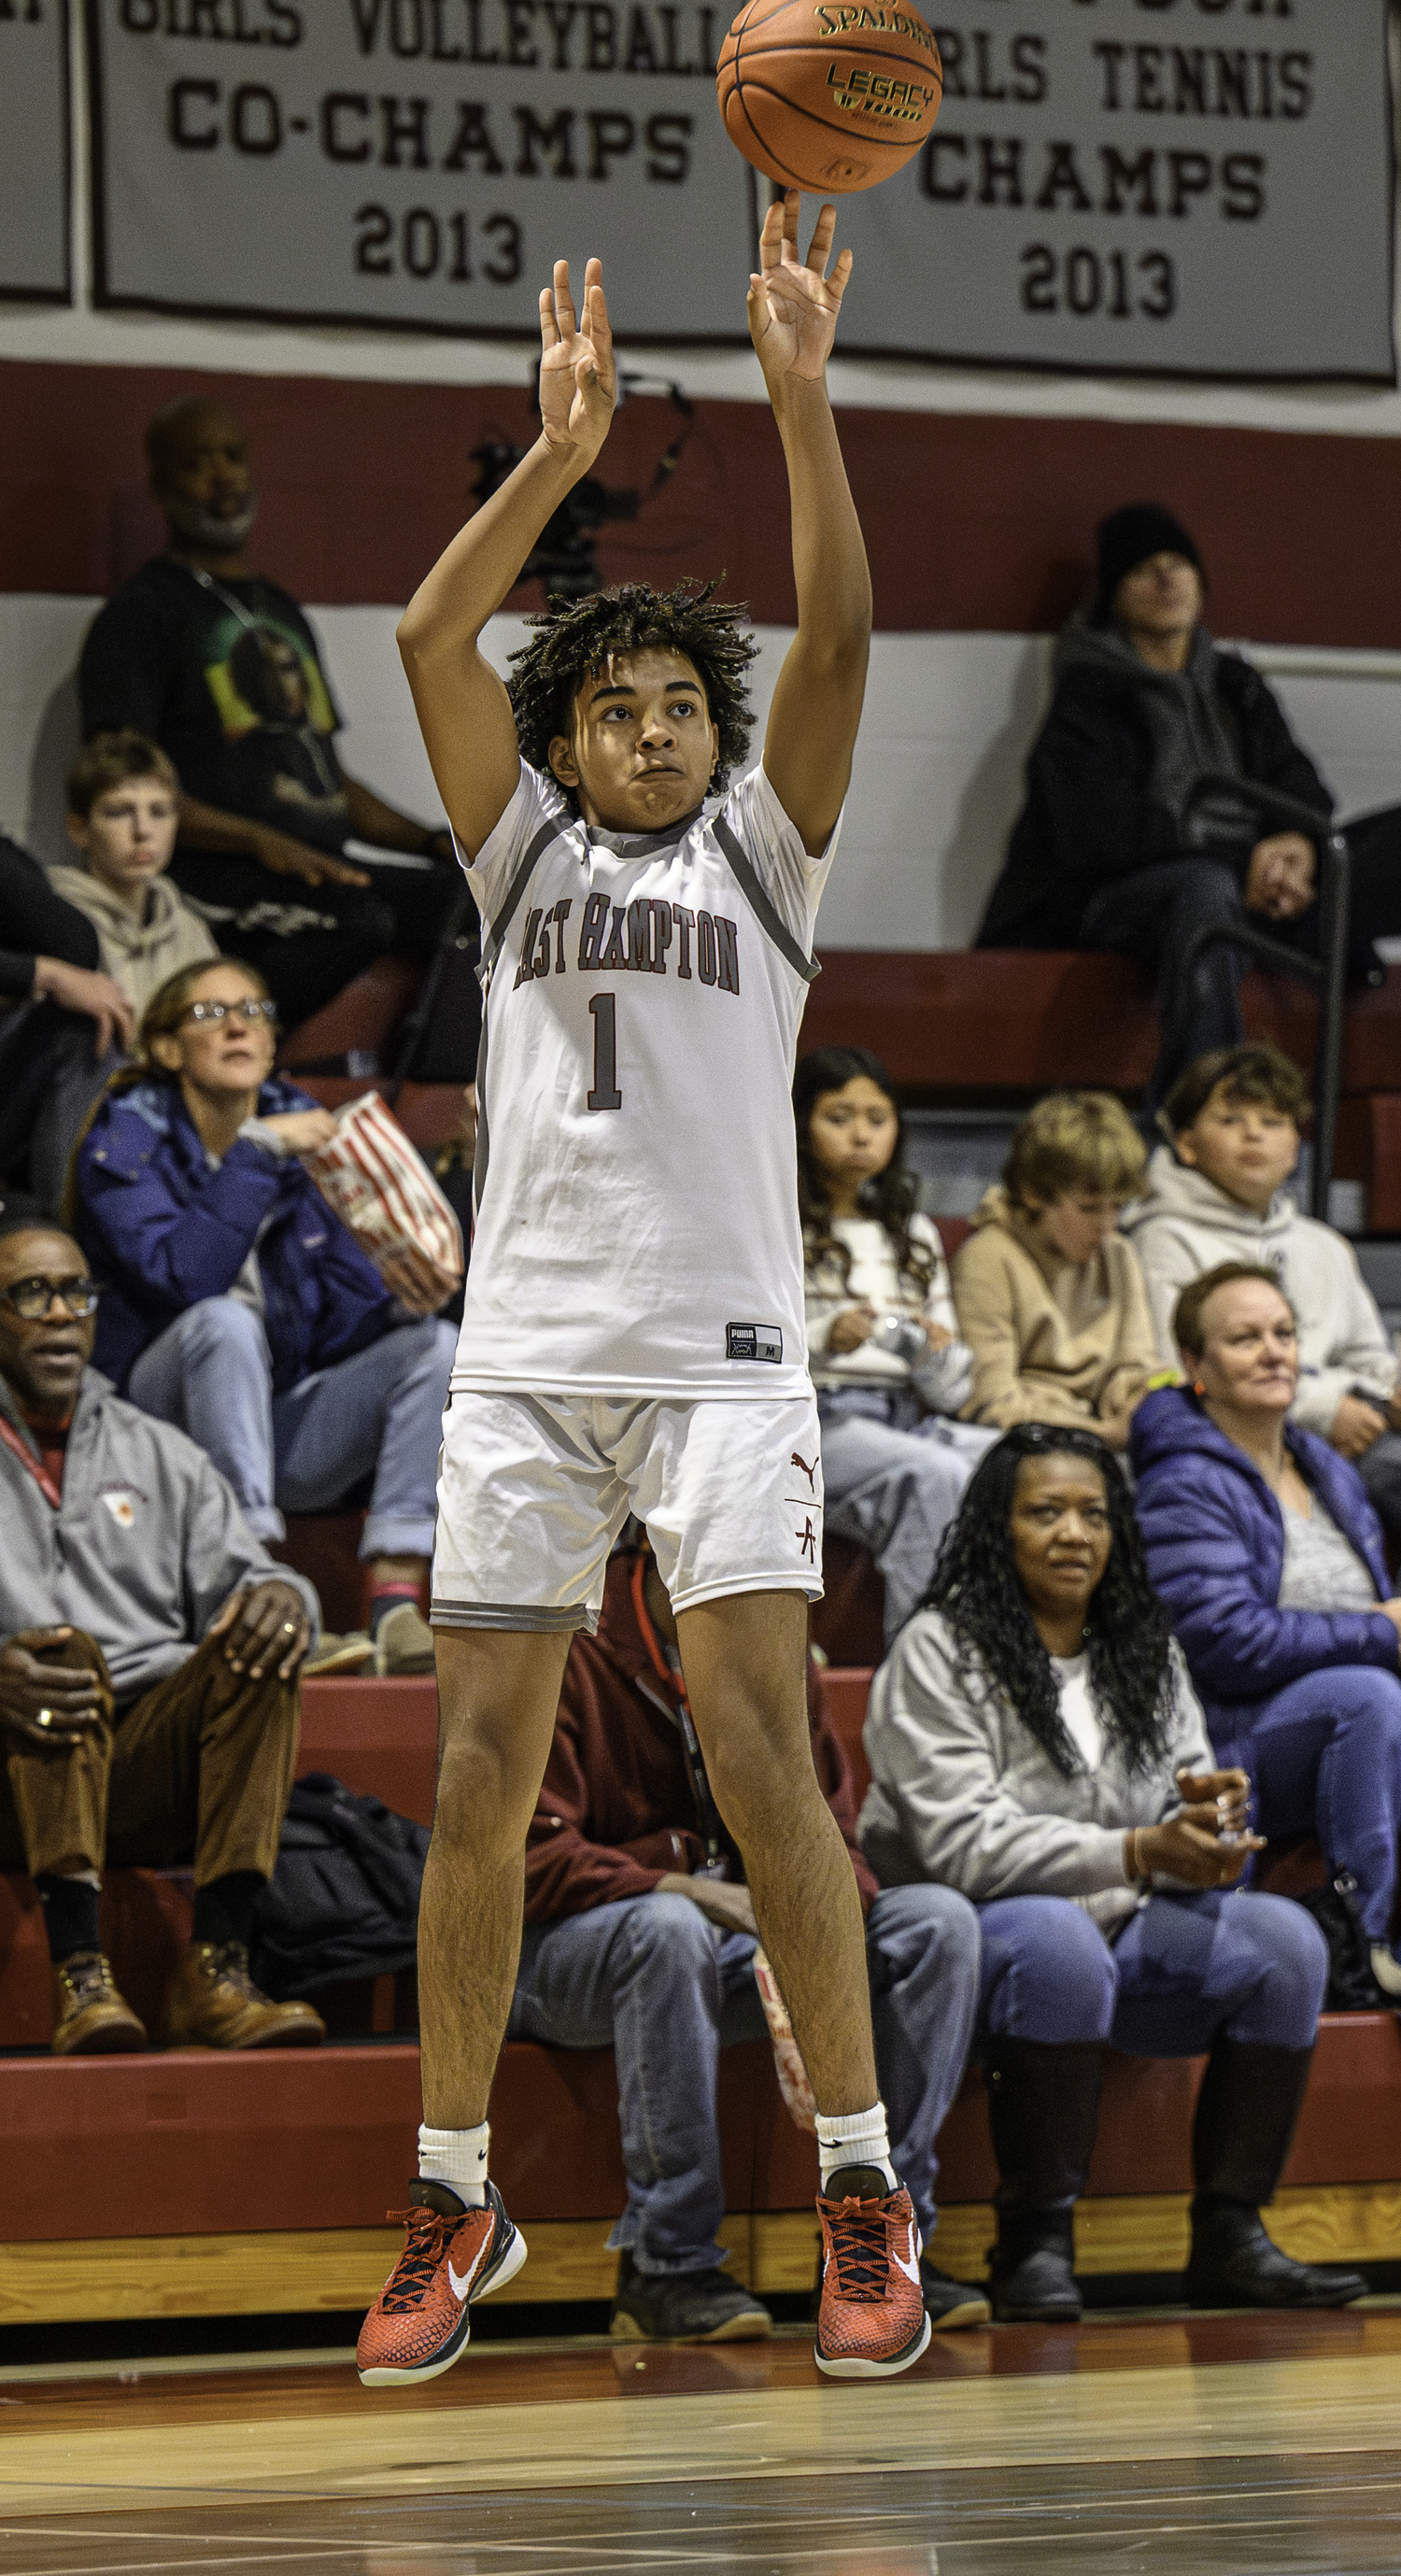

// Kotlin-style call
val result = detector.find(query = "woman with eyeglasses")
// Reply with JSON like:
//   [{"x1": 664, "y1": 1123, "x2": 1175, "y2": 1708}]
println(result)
[
  {"x1": 858, "y1": 1422, "x2": 1366, "y2": 2323},
  {"x1": 69, "y1": 959, "x2": 455, "y2": 1673}
]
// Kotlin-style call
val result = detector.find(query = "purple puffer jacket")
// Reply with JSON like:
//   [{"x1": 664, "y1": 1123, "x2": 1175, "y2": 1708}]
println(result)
[{"x1": 1130, "y1": 1385, "x2": 1399, "y2": 1767}]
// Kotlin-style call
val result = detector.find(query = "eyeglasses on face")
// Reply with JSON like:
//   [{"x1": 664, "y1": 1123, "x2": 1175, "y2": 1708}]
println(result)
[
  {"x1": 179, "y1": 998, "x2": 277, "y2": 1028},
  {"x1": 0, "y1": 1276, "x2": 103, "y2": 1321}
]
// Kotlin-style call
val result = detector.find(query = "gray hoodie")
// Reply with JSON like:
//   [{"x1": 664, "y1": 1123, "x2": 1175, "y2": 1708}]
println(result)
[
  {"x1": 0, "y1": 1368, "x2": 318, "y2": 1701},
  {"x1": 48, "y1": 866, "x2": 217, "y2": 1021},
  {"x1": 1122, "y1": 1145, "x2": 1396, "y2": 1438},
  {"x1": 858, "y1": 1609, "x2": 1214, "y2": 1936}
]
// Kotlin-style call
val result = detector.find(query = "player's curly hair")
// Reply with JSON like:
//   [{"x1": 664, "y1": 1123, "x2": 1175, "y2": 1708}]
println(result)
[
  {"x1": 923, "y1": 1424, "x2": 1177, "y2": 1777},
  {"x1": 507, "y1": 579, "x2": 757, "y2": 800}
]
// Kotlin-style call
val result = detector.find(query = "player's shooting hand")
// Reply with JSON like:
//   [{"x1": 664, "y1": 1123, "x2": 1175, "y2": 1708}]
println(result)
[
  {"x1": 1244, "y1": 832, "x2": 1315, "y2": 922},
  {"x1": 539, "y1": 258, "x2": 616, "y2": 464},
  {"x1": 748, "y1": 192, "x2": 853, "y2": 392},
  {"x1": 253, "y1": 828, "x2": 372, "y2": 891}
]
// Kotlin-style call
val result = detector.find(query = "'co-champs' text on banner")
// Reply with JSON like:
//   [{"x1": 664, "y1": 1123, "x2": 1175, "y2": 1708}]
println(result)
[
  {"x1": 3, "y1": 0, "x2": 70, "y2": 302},
  {"x1": 87, "y1": 0, "x2": 756, "y2": 337},
  {"x1": 836, "y1": 0, "x2": 1395, "y2": 379}
]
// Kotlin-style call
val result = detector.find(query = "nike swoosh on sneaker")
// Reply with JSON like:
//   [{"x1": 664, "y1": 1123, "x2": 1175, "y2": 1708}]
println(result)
[
  {"x1": 447, "y1": 2236, "x2": 492, "y2": 2303},
  {"x1": 893, "y1": 2223, "x2": 920, "y2": 2286}
]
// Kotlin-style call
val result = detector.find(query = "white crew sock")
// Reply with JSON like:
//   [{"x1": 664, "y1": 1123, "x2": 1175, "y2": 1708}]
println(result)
[
  {"x1": 417, "y1": 2119, "x2": 488, "y2": 2208},
  {"x1": 815, "y1": 2103, "x2": 898, "y2": 2195}
]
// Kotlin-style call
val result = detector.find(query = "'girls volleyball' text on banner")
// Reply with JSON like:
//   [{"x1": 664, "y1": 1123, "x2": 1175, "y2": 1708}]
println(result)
[
  {"x1": 3, "y1": 0, "x2": 70, "y2": 304},
  {"x1": 87, "y1": 0, "x2": 1394, "y2": 381}
]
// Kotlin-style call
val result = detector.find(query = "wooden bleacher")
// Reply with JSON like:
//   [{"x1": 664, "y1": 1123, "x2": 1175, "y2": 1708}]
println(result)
[{"x1": 4, "y1": 1668, "x2": 1400, "y2": 2328}]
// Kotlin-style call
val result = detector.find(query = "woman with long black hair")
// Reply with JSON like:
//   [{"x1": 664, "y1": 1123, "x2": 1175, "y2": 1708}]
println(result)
[
  {"x1": 860, "y1": 1423, "x2": 1366, "y2": 2322},
  {"x1": 796, "y1": 1045, "x2": 992, "y2": 1641}
]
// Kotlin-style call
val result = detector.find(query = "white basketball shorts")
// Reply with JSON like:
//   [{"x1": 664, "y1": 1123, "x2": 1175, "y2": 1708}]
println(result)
[{"x1": 432, "y1": 1390, "x2": 826, "y2": 1633}]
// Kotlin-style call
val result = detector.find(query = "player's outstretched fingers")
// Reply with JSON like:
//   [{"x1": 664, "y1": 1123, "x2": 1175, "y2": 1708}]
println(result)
[
  {"x1": 758, "y1": 194, "x2": 785, "y2": 273},
  {"x1": 828, "y1": 246, "x2": 855, "y2": 305},
  {"x1": 552, "y1": 257, "x2": 577, "y2": 338},
  {"x1": 539, "y1": 283, "x2": 560, "y2": 349},
  {"x1": 806, "y1": 201, "x2": 837, "y2": 276}
]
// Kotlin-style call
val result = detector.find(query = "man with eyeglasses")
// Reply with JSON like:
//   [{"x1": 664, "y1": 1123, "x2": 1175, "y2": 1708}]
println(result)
[{"x1": 0, "y1": 1215, "x2": 327, "y2": 2056}]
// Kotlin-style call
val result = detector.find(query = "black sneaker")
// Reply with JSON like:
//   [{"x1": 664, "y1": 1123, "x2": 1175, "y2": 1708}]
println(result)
[
  {"x1": 610, "y1": 2251, "x2": 773, "y2": 2343},
  {"x1": 920, "y1": 2258, "x2": 991, "y2": 2329}
]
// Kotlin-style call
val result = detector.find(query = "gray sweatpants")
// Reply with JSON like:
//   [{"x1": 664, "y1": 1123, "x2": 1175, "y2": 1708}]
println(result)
[{"x1": 819, "y1": 1390, "x2": 998, "y2": 1643}]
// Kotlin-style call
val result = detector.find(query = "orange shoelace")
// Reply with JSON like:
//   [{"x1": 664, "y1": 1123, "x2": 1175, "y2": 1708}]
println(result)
[
  {"x1": 823, "y1": 2200, "x2": 893, "y2": 2303},
  {"x1": 380, "y1": 2207, "x2": 455, "y2": 2310}
]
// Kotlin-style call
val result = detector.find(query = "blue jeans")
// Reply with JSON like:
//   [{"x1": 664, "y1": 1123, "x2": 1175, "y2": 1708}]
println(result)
[
  {"x1": 1236, "y1": 1665, "x2": 1401, "y2": 1941},
  {"x1": 127, "y1": 1295, "x2": 455, "y2": 1558},
  {"x1": 507, "y1": 1882, "x2": 981, "y2": 2273},
  {"x1": 978, "y1": 1889, "x2": 1326, "y2": 2057}
]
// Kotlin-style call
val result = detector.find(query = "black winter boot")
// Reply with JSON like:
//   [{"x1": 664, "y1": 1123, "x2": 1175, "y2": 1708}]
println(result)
[
  {"x1": 1184, "y1": 2040, "x2": 1368, "y2": 2311},
  {"x1": 983, "y1": 2039, "x2": 1104, "y2": 2325}
]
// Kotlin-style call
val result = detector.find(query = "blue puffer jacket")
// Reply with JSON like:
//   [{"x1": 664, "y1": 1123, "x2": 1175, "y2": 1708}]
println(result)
[
  {"x1": 76, "y1": 1075, "x2": 393, "y2": 1394},
  {"x1": 1130, "y1": 1385, "x2": 1399, "y2": 1765}
]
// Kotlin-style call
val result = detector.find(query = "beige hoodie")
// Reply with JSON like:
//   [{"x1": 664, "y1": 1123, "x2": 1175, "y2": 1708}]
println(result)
[
  {"x1": 951, "y1": 1183, "x2": 1158, "y2": 1430},
  {"x1": 49, "y1": 865, "x2": 217, "y2": 1021},
  {"x1": 1121, "y1": 1143, "x2": 1396, "y2": 1438}
]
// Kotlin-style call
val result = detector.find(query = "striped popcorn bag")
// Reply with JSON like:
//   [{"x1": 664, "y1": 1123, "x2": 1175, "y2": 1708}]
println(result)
[{"x1": 303, "y1": 1092, "x2": 464, "y2": 1316}]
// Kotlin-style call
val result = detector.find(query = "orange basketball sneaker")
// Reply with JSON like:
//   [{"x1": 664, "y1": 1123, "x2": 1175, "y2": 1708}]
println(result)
[
  {"x1": 357, "y1": 2179, "x2": 527, "y2": 2385},
  {"x1": 814, "y1": 2173, "x2": 932, "y2": 2378}
]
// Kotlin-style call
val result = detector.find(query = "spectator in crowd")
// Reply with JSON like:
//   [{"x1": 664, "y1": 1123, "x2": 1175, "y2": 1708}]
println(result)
[
  {"x1": 52, "y1": 733, "x2": 218, "y2": 1019},
  {"x1": 78, "y1": 396, "x2": 473, "y2": 1055},
  {"x1": 1125, "y1": 1044, "x2": 1401, "y2": 1537},
  {"x1": 798, "y1": 1046, "x2": 991, "y2": 1643},
  {"x1": 512, "y1": 1535, "x2": 988, "y2": 2342},
  {"x1": 0, "y1": 834, "x2": 134, "y2": 1218},
  {"x1": 860, "y1": 1424, "x2": 1366, "y2": 2320},
  {"x1": 977, "y1": 502, "x2": 1401, "y2": 1121},
  {"x1": 951, "y1": 1093, "x2": 1158, "y2": 1449},
  {"x1": 70, "y1": 958, "x2": 455, "y2": 1677},
  {"x1": 1132, "y1": 1264, "x2": 1401, "y2": 2006},
  {"x1": 0, "y1": 1213, "x2": 327, "y2": 2055}
]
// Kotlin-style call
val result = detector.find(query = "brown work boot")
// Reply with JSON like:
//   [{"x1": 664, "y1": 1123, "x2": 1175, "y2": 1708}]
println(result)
[
  {"x1": 163, "y1": 1941, "x2": 326, "y2": 2050},
  {"x1": 51, "y1": 1951, "x2": 149, "y2": 2056}
]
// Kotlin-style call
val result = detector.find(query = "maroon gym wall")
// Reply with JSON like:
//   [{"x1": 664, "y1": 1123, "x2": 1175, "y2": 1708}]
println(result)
[{"x1": 1, "y1": 355, "x2": 1396, "y2": 644}]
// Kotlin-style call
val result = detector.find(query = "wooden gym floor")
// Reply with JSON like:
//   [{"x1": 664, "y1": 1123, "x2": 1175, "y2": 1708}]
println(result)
[{"x1": 5, "y1": 2308, "x2": 1401, "y2": 2570}]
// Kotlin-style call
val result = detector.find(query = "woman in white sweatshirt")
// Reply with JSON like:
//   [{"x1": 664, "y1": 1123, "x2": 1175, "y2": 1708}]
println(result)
[{"x1": 798, "y1": 1047, "x2": 993, "y2": 1642}]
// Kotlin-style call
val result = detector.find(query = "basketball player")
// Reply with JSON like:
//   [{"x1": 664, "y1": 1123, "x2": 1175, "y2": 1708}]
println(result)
[{"x1": 356, "y1": 192, "x2": 930, "y2": 2385}]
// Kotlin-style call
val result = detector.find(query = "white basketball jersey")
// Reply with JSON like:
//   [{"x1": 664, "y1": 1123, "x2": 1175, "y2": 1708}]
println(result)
[{"x1": 452, "y1": 757, "x2": 839, "y2": 1400}]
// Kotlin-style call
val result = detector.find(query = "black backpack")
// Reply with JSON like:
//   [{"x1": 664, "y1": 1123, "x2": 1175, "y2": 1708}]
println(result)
[
  {"x1": 1293, "y1": 1867, "x2": 1384, "y2": 2013},
  {"x1": 250, "y1": 1773, "x2": 430, "y2": 2001}
]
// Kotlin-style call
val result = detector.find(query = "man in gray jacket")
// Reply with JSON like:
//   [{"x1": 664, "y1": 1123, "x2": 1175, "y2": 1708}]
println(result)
[{"x1": 0, "y1": 1216, "x2": 326, "y2": 2055}]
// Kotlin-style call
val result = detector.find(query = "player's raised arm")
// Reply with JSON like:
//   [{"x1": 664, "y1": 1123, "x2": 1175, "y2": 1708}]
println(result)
[
  {"x1": 396, "y1": 259, "x2": 616, "y2": 857},
  {"x1": 748, "y1": 194, "x2": 871, "y2": 857}
]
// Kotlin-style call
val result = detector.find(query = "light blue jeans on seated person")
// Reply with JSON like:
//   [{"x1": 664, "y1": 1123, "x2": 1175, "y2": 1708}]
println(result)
[
  {"x1": 506, "y1": 1881, "x2": 981, "y2": 2275},
  {"x1": 1233, "y1": 1665, "x2": 1401, "y2": 1942},
  {"x1": 978, "y1": 1889, "x2": 1327, "y2": 2060},
  {"x1": 127, "y1": 1295, "x2": 456, "y2": 1558},
  {"x1": 819, "y1": 1388, "x2": 1000, "y2": 1643}
]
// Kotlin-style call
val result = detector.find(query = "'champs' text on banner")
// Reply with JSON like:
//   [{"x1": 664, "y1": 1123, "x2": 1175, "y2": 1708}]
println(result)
[{"x1": 86, "y1": 0, "x2": 1394, "y2": 379}]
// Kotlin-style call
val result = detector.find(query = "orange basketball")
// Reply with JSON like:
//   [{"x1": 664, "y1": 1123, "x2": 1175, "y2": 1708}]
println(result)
[{"x1": 716, "y1": 0, "x2": 941, "y2": 196}]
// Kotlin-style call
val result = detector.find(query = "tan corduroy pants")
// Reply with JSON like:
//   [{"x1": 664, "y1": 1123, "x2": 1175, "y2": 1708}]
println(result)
[{"x1": 0, "y1": 1630, "x2": 299, "y2": 1884}]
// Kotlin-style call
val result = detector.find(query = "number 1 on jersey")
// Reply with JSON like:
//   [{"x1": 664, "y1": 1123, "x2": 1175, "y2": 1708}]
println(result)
[{"x1": 587, "y1": 992, "x2": 622, "y2": 1111}]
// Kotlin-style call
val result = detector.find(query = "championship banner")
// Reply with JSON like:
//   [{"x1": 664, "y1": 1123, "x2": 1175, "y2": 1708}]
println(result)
[
  {"x1": 85, "y1": 0, "x2": 757, "y2": 338},
  {"x1": 835, "y1": 0, "x2": 1396, "y2": 380},
  {"x1": 1, "y1": 0, "x2": 71, "y2": 304}
]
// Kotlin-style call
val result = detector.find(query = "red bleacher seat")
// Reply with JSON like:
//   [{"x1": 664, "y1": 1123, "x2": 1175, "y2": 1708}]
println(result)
[{"x1": 276, "y1": 955, "x2": 421, "y2": 1069}]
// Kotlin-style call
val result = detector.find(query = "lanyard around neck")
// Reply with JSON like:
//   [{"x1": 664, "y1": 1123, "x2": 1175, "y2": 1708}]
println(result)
[{"x1": 0, "y1": 1413, "x2": 63, "y2": 1510}]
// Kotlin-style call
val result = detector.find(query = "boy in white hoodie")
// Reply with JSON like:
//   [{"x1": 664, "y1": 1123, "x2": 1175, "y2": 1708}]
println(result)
[{"x1": 1123, "y1": 1042, "x2": 1401, "y2": 1532}]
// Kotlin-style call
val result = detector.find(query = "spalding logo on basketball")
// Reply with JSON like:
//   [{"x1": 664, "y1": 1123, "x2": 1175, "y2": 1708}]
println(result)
[{"x1": 716, "y1": 0, "x2": 942, "y2": 195}]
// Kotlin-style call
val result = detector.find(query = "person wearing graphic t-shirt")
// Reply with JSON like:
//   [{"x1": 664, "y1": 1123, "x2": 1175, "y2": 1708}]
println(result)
[
  {"x1": 355, "y1": 199, "x2": 933, "y2": 2394},
  {"x1": 77, "y1": 397, "x2": 470, "y2": 1045},
  {"x1": 797, "y1": 1045, "x2": 994, "y2": 1643},
  {"x1": 1132, "y1": 1261, "x2": 1401, "y2": 2011},
  {"x1": 861, "y1": 1422, "x2": 1365, "y2": 2323}
]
